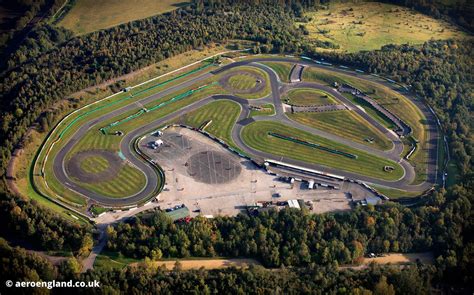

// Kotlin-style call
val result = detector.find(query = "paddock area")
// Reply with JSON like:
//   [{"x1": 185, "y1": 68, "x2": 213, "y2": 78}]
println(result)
[{"x1": 137, "y1": 127, "x2": 376, "y2": 217}]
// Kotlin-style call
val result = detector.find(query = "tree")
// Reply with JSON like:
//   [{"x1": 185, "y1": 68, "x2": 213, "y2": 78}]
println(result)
[{"x1": 374, "y1": 276, "x2": 395, "y2": 295}]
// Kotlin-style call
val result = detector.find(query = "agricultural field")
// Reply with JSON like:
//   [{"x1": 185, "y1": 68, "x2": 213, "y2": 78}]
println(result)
[
  {"x1": 287, "y1": 110, "x2": 393, "y2": 150},
  {"x1": 241, "y1": 121, "x2": 403, "y2": 181},
  {"x1": 284, "y1": 88, "x2": 337, "y2": 106},
  {"x1": 299, "y1": 2, "x2": 468, "y2": 52},
  {"x1": 58, "y1": 0, "x2": 189, "y2": 35}
]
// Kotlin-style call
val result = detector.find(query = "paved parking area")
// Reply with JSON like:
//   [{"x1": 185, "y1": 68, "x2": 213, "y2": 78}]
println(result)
[{"x1": 138, "y1": 127, "x2": 374, "y2": 217}]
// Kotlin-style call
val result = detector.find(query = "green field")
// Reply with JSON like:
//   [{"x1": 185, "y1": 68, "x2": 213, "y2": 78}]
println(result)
[
  {"x1": 287, "y1": 110, "x2": 392, "y2": 150},
  {"x1": 261, "y1": 62, "x2": 294, "y2": 83},
  {"x1": 72, "y1": 163, "x2": 147, "y2": 199},
  {"x1": 58, "y1": 0, "x2": 189, "y2": 35},
  {"x1": 343, "y1": 93, "x2": 395, "y2": 129},
  {"x1": 94, "y1": 251, "x2": 140, "y2": 271},
  {"x1": 228, "y1": 74, "x2": 258, "y2": 90},
  {"x1": 249, "y1": 103, "x2": 275, "y2": 117},
  {"x1": 177, "y1": 100, "x2": 241, "y2": 149},
  {"x1": 302, "y1": 66, "x2": 429, "y2": 184},
  {"x1": 241, "y1": 121, "x2": 403, "y2": 181},
  {"x1": 80, "y1": 155, "x2": 110, "y2": 174},
  {"x1": 222, "y1": 66, "x2": 271, "y2": 99},
  {"x1": 299, "y1": 2, "x2": 467, "y2": 52},
  {"x1": 284, "y1": 88, "x2": 337, "y2": 106}
]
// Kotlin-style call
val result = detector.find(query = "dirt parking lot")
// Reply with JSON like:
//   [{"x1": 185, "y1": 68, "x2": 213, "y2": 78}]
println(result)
[{"x1": 138, "y1": 127, "x2": 375, "y2": 217}]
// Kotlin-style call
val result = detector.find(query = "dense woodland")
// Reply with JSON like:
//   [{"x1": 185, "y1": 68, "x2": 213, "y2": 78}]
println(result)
[
  {"x1": 0, "y1": 0, "x2": 472, "y2": 293},
  {"x1": 105, "y1": 184, "x2": 472, "y2": 286},
  {"x1": 106, "y1": 204, "x2": 439, "y2": 266},
  {"x1": 0, "y1": 236, "x2": 435, "y2": 294},
  {"x1": 0, "y1": 194, "x2": 93, "y2": 254},
  {"x1": 0, "y1": 2, "x2": 306, "y2": 174}
]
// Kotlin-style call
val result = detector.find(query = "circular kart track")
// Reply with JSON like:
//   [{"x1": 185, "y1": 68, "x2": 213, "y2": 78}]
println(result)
[
  {"x1": 219, "y1": 70, "x2": 266, "y2": 94},
  {"x1": 66, "y1": 150, "x2": 122, "y2": 183},
  {"x1": 46, "y1": 57, "x2": 440, "y2": 207}
]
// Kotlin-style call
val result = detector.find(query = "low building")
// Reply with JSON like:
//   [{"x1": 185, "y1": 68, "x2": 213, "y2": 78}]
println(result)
[{"x1": 287, "y1": 199, "x2": 301, "y2": 210}]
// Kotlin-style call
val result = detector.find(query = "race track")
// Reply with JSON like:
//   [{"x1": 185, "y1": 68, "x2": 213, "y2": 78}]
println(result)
[{"x1": 50, "y1": 57, "x2": 440, "y2": 206}]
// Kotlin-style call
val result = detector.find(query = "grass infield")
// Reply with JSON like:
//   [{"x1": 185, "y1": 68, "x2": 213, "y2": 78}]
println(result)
[
  {"x1": 302, "y1": 66, "x2": 428, "y2": 183},
  {"x1": 79, "y1": 155, "x2": 110, "y2": 174},
  {"x1": 241, "y1": 121, "x2": 403, "y2": 181},
  {"x1": 228, "y1": 74, "x2": 258, "y2": 90},
  {"x1": 177, "y1": 100, "x2": 241, "y2": 150},
  {"x1": 261, "y1": 62, "x2": 293, "y2": 83},
  {"x1": 288, "y1": 110, "x2": 393, "y2": 150},
  {"x1": 284, "y1": 88, "x2": 337, "y2": 106}
]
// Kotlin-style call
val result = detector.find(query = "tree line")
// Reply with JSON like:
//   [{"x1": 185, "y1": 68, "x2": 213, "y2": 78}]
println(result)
[
  {"x1": 0, "y1": 0, "x2": 68, "y2": 68},
  {"x1": 0, "y1": 190, "x2": 93, "y2": 256},
  {"x1": 0, "y1": 235, "x2": 439, "y2": 295},
  {"x1": 0, "y1": 2, "x2": 306, "y2": 177},
  {"x1": 0, "y1": 0, "x2": 472, "y2": 292}
]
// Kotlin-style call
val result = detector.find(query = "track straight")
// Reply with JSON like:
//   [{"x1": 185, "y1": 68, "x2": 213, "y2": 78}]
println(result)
[{"x1": 47, "y1": 56, "x2": 439, "y2": 206}]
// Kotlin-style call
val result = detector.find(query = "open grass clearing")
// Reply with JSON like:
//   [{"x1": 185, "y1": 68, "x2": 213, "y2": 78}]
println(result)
[
  {"x1": 94, "y1": 251, "x2": 141, "y2": 271},
  {"x1": 446, "y1": 160, "x2": 461, "y2": 187},
  {"x1": 284, "y1": 88, "x2": 337, "y2": 106},
  {"x1": 95, "y1": 250, "x2": 259, "y2": 271},
  {"x1": 261, "y1": 62, "x2": 293, "y2": 83},
  {"x1": 241, "y1": 121, "x2": 403, "y2": 181},
  {"x1": 287, "y1": 110, "x2": 392, "y2": 151},
  {"x1": 58, "y1": 0, "x2": 189, "y2": 35},
  {"x1": 132, "y1": 258, "x2": 260, "y2": 270},
  {"x1": 176, "y1": 100, "x2": 241, "y2": 150},
  {"x1": 249, "y1": 103, "x2": 275, "y2": 117},
  {"x1": 299, "y1": 2, "x2": 468, "y2": 52}
]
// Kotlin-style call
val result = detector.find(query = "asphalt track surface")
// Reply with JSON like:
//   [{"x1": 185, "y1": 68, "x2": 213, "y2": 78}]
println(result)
[{"x1": 52, "y1": 57, "x2": 439, "y2": 206}]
